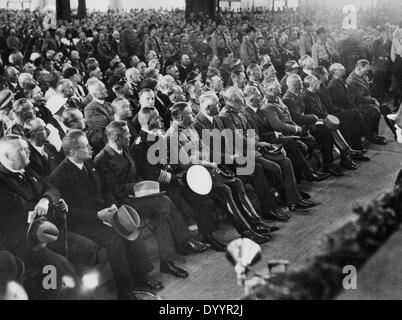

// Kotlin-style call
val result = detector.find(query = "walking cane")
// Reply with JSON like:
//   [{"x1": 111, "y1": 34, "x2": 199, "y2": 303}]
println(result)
[{"x1": 55, "y1": 200, "x2": 69, "y2": 261}]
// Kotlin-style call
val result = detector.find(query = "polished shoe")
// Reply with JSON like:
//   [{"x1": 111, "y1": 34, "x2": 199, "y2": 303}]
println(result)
[
  {"x1": 340, "y1": 160, "x2": 357, "y2": 171},
  {"x1": 369, "y1": 136, "x2": 387, "y2": 145},
  {"x1": 203, "y1": 235, "x2": 226, "y2": 252},
  {"x1": 254, "y1": 221, "x2": 280, "y2": 232},
  {"x1": 263, "y1": 208, "x2": 290, "y2": 221},
  {"x1": 324, "y1": 166, "x2": 344, "y2": 177},
  {"x1": 291, "y1": 200, "x2": 317, "y2": 210},
  {"x1": 253, "y1": 225, "x2": 272, "y2": 237},
  {"x1": 133, "y1": 278, "x2": 164, "y2": 292},
  {"x1": 160, "y1": 262, "x2": 189, "y2": 278},
  {"x1": 178, "y1": 239, "x2": 210, "y2": 255},
  {"x1": 351, "y1": 154, "x2": 371, "y2": 162},
  {"x1": 305, "y1": 171, "x2": 329, "y2": 182},
  {"x1": 241, "y1": 230, "x2": 271, "y2": 244}
]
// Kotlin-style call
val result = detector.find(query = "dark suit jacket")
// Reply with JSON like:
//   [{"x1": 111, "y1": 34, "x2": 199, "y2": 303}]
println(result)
[
  {"x1": 93, "y1": 145, "x2": 137, "y2": 204},
  {"x1": 0, "y1": 164, "x2": 59, "y2": 251},
  {"x1": 282, "y1": 90, "x2": 317, "y2": 126},
  {"x1": 327, "y1": 78, "x2": 355, "y2": 110},
  {"x1": 84, "y1": 100, "x2": 113, "y2": 153},
  {"x1": 49, "y1": 158, "x2": 114, "y2": 228},
  {"x1": 317, "y1": 85, "x2": 344, "y2": 116},
  {"x1": 346, "y1": 71, "x2": 377, "y2": 106},
  {"x1": 302, "y1": 89, "x2": 328, "y2": 119},
  {"x1": 242, "y1": 105, "x2": 278, "y2": 143},
  {"x1": 28, "y1": 142, "x2": 64, "y2": 178}
]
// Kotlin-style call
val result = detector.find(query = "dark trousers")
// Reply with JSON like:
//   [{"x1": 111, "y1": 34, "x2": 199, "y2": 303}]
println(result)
[
  {"x1": 309, "y1": 124, "x2": 335, "y2": 167},
  {"x1": 279, "y1": 137, "x2": 313, "y2": 179},
  {"x1": 238, "y1": 163, "x2": 279, "y2": 212},
  {"x1": 125, "y1": 194, "x2": 189, "y2": 264},
  {"x1": 256, "y1": 154, "x2": 301, "y2": 206},
  {"x1": 357, "y1": 103, "x2": 381, "y2": 136},
  {"x1": 166, "y1": 185, "x2": 217, "y2": 237},
  {"x1": 13, "y1": 232, "x2": 97, "y2": 300},
  {"x1": 71, "y1": 221, "x2": 153, "y2": 299},
  {"x1": 373, "y1": 71, "x2": 391, "y2": 103},
  {"x1": 336, "y1": 109, "x2": 371, "y2": 149}
]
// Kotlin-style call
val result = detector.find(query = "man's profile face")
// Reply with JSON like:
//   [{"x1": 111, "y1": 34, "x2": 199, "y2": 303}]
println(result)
[
  {"x1": 73, "y1": 136, "x2": 93, "y2": 161},
  {"x1": 181, "y1": 107, "x2": 194, "y2": 128},
  {"x1": 9, "y1": 139, "x2": 31, "y2": 170}
]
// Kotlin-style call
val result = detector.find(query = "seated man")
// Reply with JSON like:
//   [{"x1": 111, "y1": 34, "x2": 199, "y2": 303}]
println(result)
[
  {"x1": 219, "y1": 87, "x2": 316, "y2": 210},
  {"x1": 49, "y1": 130, "x2": 169, "y2": 299},
  {"x1": 346, "y1": 60, "x2": 394, "y2": 140},
  {"x1": 24, "y1": 118, "x2": 64, "y2": 178},
  {"x1": 243, "y1": 85, "x2": 329, "y2": 182},
  {"x1": 62, "y1": 108, "x2": 87, "y2": 131},
  {"x1": 84, "y1": 79, "x2": 113, "y2": 154},
  {"x1": 167, "y1": 102, "x2": 273, "y2": 244},
  {"x1": 282, "y1": 74, "x2": 344, "y2": 176},
  {"x1": 313, "y1": 66, "x2": 371, "y2": 159},
  {"x1": 327, "y1": 63, "x2": 386, "y2": 145},
  {"x1": 133, "y1": 108, "x2": 227, "y2": 251},
  {"x1": 94, "y1": 121, "x2": 210, "y2": 259},
  {"x1": 193, "y1": 91, "x2": 290, "y2": 221},
  {"x1": 302, "y1": 75, "x2": 363, "y2": 170},
  {"x1": 111, "y1": 98, "x2": 137, "y2": 142},
  {"x1": 0, "y1": 135, "x2": 97, "y2": 300},
  {"x1": 9, "y1": 98, "x2": 36, "y2": 137}
]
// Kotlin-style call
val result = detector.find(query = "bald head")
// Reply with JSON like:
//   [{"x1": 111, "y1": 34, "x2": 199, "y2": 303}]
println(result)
[
  {"x1": 0, "y1": 135, "x2": 30, "y2": 170},
  {"x1": 223, "y1": 87, "x2": 245, "y2": 111}
]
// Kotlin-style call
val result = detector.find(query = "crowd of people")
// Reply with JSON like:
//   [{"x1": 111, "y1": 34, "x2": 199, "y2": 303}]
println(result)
[{"x1": 1, "y1": 3, "x2": 402, "y2": 300}]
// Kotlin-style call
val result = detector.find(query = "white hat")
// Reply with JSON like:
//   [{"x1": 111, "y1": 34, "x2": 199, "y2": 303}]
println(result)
[{"x1": 46, "y1": 95, "x2": 67, "y2": 115}]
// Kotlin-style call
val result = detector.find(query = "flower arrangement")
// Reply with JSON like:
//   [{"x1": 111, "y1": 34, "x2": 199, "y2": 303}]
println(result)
[{"x1": 244, "y1": 185, "x2": 402, "y2": 300}]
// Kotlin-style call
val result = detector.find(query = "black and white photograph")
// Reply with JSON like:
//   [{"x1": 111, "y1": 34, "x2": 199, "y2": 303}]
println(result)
[{"x1": 0, "y1": 0, "x2": 402, "y2": 305}]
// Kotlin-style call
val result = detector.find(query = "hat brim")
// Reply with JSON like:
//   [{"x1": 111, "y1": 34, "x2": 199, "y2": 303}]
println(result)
[
  {"x1": 109, "y1": 206, "x2": 141, "y2": 241},
  {"x1": 0, "y1": 92, "x2": 14, "y2": 110},
  {"x1": 27, "y1": 217, "x2": 58, "y2": 251},
  {"x1": 129, "y1": 191, "x2": 166, "y2": 199}
]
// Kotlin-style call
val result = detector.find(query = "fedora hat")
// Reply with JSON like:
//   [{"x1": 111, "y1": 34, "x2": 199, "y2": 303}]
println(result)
[
  {"x1": 133, "y1": 181, "x2": 165, "y2": 198},
  {"x1": 27, "y1": 217, "x2": 59, "y2": 251},
  {"x1": 0, "y1": 251, "x2": 25, "y2": 284},
  {"x1": 186, "y1": 165, "x2": 212, "y2": 195},
  {"x1": 387, "y1": 106, "x2": 402, "y2": 129},
  {"x1": 324, "y1": 115, "x2": 340, "y2": 131},
  {"x1": 109, "y1": 205, "x2": 141, "y2": 241},
  {"x1": 46, "y1": 95, "x2": 67, "y2": 115},
  {"x1": 0, "y1": 89, "x2": 14, "y2": 110}
]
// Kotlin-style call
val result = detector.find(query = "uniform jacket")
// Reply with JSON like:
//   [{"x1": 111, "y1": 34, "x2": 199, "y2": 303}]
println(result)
[
  {"x1": 371, "y1": 37, "x2": 392, "y2": 73},
  {"x1": 240, "y1": 38, "x2": 259, "y2": 67},
  {"x1": 260, "y1": 98, "x2": 299, "y2": 135},
  {"x1": 282, "y1": 90, "x2": 318, "y2": 126}
]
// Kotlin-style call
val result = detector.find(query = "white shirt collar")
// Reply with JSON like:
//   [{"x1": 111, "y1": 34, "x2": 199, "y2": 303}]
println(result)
[
  {"x1": 1, "y1": 161, "x2": 25, "y2": 174},
  {"x1": 109, "y1": 144, "x2": 123, "y2": 155},
  {"x1": 93, "y1": 97, "x2": 105, "y2": 104},
  {"x1": 32, "y1": 144, "x2": 45, "y2": 156},
  {"x1": 67, "y1": 157, "x2": 84, "y2": 170},
  {"x1": 248, "y1": 105, "x2": 258, "y2": 113},
  {"x1": 201, "y1": 111, "x2": 214, "y2": 123}
]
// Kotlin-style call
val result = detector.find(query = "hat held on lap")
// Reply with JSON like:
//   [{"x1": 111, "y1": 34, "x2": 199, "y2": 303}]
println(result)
[
  {"x1": 109, "y1": 205, "x2": 141, "y2": 241},
  {"x1": 133, "y1": 181, "x2": 165, "y2": 198},
  {"x1": 27, "y1": 217, "x2": 59, "y2": 251}
]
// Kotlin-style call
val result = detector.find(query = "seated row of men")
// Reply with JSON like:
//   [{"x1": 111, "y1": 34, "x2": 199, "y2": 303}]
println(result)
[{"x1": 0, "y1": 55, "x2": 394, "y2": 299}]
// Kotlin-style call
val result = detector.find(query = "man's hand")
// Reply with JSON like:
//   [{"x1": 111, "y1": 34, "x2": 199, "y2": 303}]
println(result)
[
  {"x1": 259, "y1": 141, "x2": 273, "y2": 149},
  {"x1": 295, "y1": 126, "x2": 303, "y2": 134},
  {"x1": 97, "y1": 205, "x2": 118, "y2": 223},
  {"x1": 34, "y1": 198, "x2": 50, "y2": 216},
  {"x1": 203, "y1": 161, "x2": 218, "y2": 169},
  {"x1": 55, "y1": 199, "x2": 68, "y2": 213}
]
